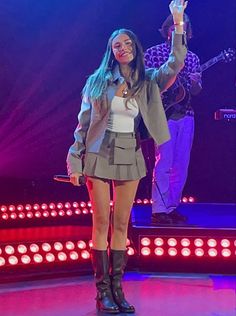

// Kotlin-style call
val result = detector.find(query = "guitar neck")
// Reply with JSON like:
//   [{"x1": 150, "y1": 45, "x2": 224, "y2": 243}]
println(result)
[{"x1": 200, "y1": 55, "x2": 223, "y2": 72}]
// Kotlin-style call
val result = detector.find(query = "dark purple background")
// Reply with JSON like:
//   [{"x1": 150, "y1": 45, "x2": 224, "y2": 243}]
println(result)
[{"x1": 0, "y1": 0, "x2": 235, "y2": 204}]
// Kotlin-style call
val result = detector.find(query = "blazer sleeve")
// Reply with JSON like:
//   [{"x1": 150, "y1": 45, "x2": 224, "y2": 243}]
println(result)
[
  {"x1": 66, "y1": 93, "x2": 92, "y2": 175},
  {"x1": 149, "y1": 32, "x2": 187, "y2": 93}
]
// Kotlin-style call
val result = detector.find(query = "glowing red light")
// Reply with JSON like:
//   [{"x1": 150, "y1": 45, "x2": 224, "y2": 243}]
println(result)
[
  {"x1": 143, "y1": 199, "x2": 149, "y2": 204},
  {"x1": 50, "y1": 211, "x2": 57, "y2": 217},
  {"x1": 88, "y1": 240, "x2": 93, "y2": 248},
  {"x1": 69, "y1": 251, "x2": 79, "y2": 260},
  {"x1": 8, "y1": 256, "x2": 18, "y2": 265},
  {"x1": 65, "y1": 241, "x2": 75, "y2": 250},
  {"x1": 188, "y1": 196, "x2": 195, "y2": 203},
  {"x1": 66, "y1": 210, "x2": 73, "y2": 216},
  {"x1": 208, "y1": 248, "x2": 217, "y2": 257},
  {"x1": 41, "y1": 203, "x2": 48, "y2": 210},
  {"x1": 0, "y1": 205, "x2": 7, "y2": 212},
  {"x1": 222, "y1": 249, "x2": 231, "y2": 257},
  {"x1": 42, "y1": 243, "x2": 51, "y2": 252},
  {"x1": 81, "y1": 250, "x2": 90, "y2": 259},
  {"x1": 167, "y1": 238, "x2": 177, "y2": 247},
  {"x1": 17, "y1": 245, "x2": 27, "y2": 254},
  {"x1": 168, "y1": 248, "x2": 177, "y2": 256},
  {"x1": 72, "y1": 202, "x2": 79, "y2": 208},
  {"x1": 182, "y1": 197, "x2": 188, "y2": 203},
  {"x1": 19, "y1": 212, "x2": 25, "y2": 219},
  {"x1": 126, "y1": 239, "x2": 131, "y2": 246},
  {"x1": 207, "y1": 239, "x2": 217, "y2": 247},
  {"x1": 0, "y1": 257, "x2": 6, "y2": 266},
  {"x1": 194, "y1": 238, "x2": 204, "y2": 247},
  {"x1": 9, "y1": 205, "x2": 15, "y2": 211},
  {"x1": 58, "y1": 210, "x2": 65, "y2": 216},
  {"x1": 127, "y1": 247, "x2": 135, "y2": 256},
  {"x1": 181, "y1": 238, "x2": 190, "y2": 247},
  {"x1": 221, "y1": 239, "x2": 230, "y2": 248},
  {"x1": 10, "y1": 212, "x2": 17, "y2": 219},
  {"x1": 154, "y1": 247, "x2": 164, "y2": 256},
  {"x1": 30, "y1": 244, "x2": 39, "y2": 253},
  {"x1": 75, "y1": 209, "x2": 81, "y2": 215},
  {"x1": 65, "y1": 202, "x2": 71, "y2": 209},
  {"x1": 58, "y1": 252, "x2": 67, "y2": 261},
  {"x1": 57, "y1": 203, "x2": 64, "y2": 209},
  {"x1": 45, "y1": 253, "x2": 55, "y2": 262},
  {"x1": 195, "y1": 248, "x2": 204, "y2": 257},
  {"x1": 25, "y1": 204, "x2": 32, "y2": 210},
  {"x1": 49, "y1": 203, "x2": 55, "y2": 209},
  {"x1": 5, "y1": 245, "x2": 15, "y2": 255},
  {"x1": 26, "y1": 212, "x2": 33, "y2": 218},
  {"x1": 141, "y1": 247, "x2": 151, "y2": 256},
  {"x1": 141, "y1": 237, "x2": 151, "y2": 246},
  {"x1": 33, "y1": 204, "x2": 40, "y2": 210},
  {"x1": 35, "y1": 211, "x2": 42, "y2": 218},
  {"x1": 80, "y1": 202, "x2": 86, "y2": 208},
  {"x1": 43, "y1": 211, "x2": 49, "y2": 217},
  {"x1": 17, "y1": 205, "x2": 24, "y2": 211},
  {"x1": 2, "y1": 213, "x2": 8, "y2": 220},
  {"x1": 87, "y1": 201, "x2": 92, "y2": 207},
  {"x1": 181, "y1": 248, "x2": 191, "y2": 256},
  {"x1": 77, "y1": 241, "x2": 86, "y2": 249},
  {"x1": 33, "y1": 254, "x2": 43, "y2": 263},
  {"x1": 136, "y1": 199, "x2": 142, "y2": 204},
  {"x1": 154, "y1": 238, "x2": 164, "y2": 246},
  {"x1": 21, "y1": 255, "x2": 31, "y2": 264},
  {"x1": 82, "y1": 209, "x2": 89, "y2": 214},
  {"x1": 54, "y1": 242, "x2": 63, "y2": 251}
]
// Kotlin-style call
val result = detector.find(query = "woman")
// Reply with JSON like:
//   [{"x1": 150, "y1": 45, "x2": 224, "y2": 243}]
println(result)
[{"x1": 67, "y1": 0, "x2": 188, "y2": 313}]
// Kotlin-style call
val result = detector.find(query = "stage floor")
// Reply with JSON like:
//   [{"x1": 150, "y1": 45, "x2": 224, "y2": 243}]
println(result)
[{"x1": 0, "y1": 272, "x2": 235, "y2": 316}]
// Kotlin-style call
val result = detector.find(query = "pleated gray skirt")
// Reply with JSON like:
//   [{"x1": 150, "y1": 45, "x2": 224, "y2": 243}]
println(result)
[{"x1": 83, "y1": 130, "x2": 147, "y2": 180}]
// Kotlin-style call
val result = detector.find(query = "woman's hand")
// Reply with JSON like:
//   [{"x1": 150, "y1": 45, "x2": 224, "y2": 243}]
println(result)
[
  {"x1": 70, "y1": 172, "x2": 83, "y2": 186},
  {"x1": 169, "y1": 0, "x2": 188, "y2": 24}
]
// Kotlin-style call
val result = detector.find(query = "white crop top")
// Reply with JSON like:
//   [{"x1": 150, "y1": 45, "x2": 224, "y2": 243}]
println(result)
[{"x1": 107, "y1": 96, "x2": 139, "y2": 132}]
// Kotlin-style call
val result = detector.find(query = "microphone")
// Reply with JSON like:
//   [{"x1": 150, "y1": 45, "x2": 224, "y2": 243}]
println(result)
[{"x1": 53, "y1": 175, "x2": 86, "y2": 185}]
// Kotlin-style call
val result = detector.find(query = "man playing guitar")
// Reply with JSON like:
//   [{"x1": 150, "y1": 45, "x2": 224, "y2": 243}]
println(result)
[{"x1": 144, "y1": 13, "x2": 202, "y2": 225}]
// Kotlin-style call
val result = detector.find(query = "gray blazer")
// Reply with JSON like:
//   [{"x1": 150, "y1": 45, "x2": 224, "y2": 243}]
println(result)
[{"x1": 67, "y1": 32, "x2": 187, "y2": 175}]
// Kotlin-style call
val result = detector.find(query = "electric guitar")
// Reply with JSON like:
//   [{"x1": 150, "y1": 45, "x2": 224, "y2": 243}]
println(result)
[{"x1": 162, "y1": 48, "x2": 236, "y2": 117}]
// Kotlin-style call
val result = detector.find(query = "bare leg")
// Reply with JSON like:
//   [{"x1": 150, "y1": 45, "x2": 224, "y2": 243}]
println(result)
[
  {"x1": 86, "y1": 177, "x2": 111, "y2": 250},
  {"x1": 111, "y1": 180, "x2": 139, "y2": 250}
]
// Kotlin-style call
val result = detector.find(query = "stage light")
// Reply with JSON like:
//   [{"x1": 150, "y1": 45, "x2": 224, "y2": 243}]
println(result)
[
  {"x1": 195, "y1": 248, "x2": 204, "y2": 257},
  {"x1": 82, "y1": 208, "x2": 89, "y2": 214},
  {"x1": 75, "y1": 209, "x2": 81, "y2": 215},
  {"x1": 49, "y1": 203, "x2": 56, "y2": 209},
  {"x1": 65, "y1": 241, "x2": 75, "y2": 250},
  {"x1": 2, "y1": 213, "x2": 8, "y2": 220},
  {"x1": 87, "y1": 201, "x2": 92, "y2": 207},
  {"x1": 5, "y1": 245, "x2": 15, "y2": 255},
  {"x1": 43, "y1": 211, "x2": 49, "y2": 217},
  {"x1": 168, "y1": 248, "x2": 177, "y2": 256},
  {"x1": 19, "y1": 212, "x2": 25, "y2": 219},
  {"x1": 188, "y1": 196, "x2": 195, "y2": 203},
  {"x1": 9, "y1": 205, "x2": 15, "y2": 211},
  {"x1": 77, "y1": 241, "x2": 86, "y2": 249},
  {"x1": 89, "y1": 240, "x2": 93, "y2": 248},
  {"x1": 181, "y1": 238, "x2": 190, "y2": 247},
  {"x1": 26, "y1": 212, "x2": 33, "y2": 218},
  {"x1": 221, "y1": 239, "x2": 230, "y2": 247},
  {"x1": 167, "y1": 238, "x2": 177, "y2": 247},
  {"x1": 33, "y1": 204, "x2": 40, "y2": 210},
  {"x1": 208, "y1": 248, "x2": 217, "y2": 257},
  {"x1": 33, "y1": 254, "x2": 43, "y2": 263},
  {"x1": 17, "y1": 205, "x2": 24, "y2": 211},
  {"x1": 50, "y1": 210, "x2": 57, "y2": 217},
  {"x1": 46, "y1": 253, "x2": 55, "y2": 262},
  {"x1": 17, "y1": 245, "x2": 27, "y2": 254},
  {"x1": 154, "y1": 247, "x2": 164, "y2": 256},
  {"x1": 65, "y1": 202, "x2": 71, "y2": 209},
  {"x1": 35, "y1": 211, "x2": 41, "y2": 218},
  {"x1": 25, "y1": 204, "x2": 32, "y2": 210},
  {"x1": 182, "y1": 197, "x2": 188, "y2": 203},
  {"x1": 58, "y1": 210, "x2": 65, "y2": 216},
  {"x1": 58, "y1": 252, "x2": 67, "y2": 261},
  {"x1": 194, "y1": 238, "x2": 204, "y2": 247},
  {"x1": 127, "y1": 247, "x2": 135, "y2": 256},
  {"x1": 181, "y1": 248, "x2": 191, "y2": 256},
  {"x1": 136, "y1": 199, "x2": 142, "y2": 204},
  {"x1": 207, "y1": 239, "x2": 217, "y2": 247},
  {"x1": 0, "y1": 257, "x2": 6, "y2": 266},
  {"x1": 10, "y1": 212, "x2": 17, "y2": 219},
  {"x1": 8, "y1": 256, "x2": 18, "y2": 265},
  {"x1": 72, "y1": 202, "x2": 79, "y2": 208},
  {"x1": 141, "y1": 237, "x2": 151, "y2": 246},
  {"x1": 30, "y1": 244, "x2": 39, "y2": 253},
  {"x1": 42, "y1": 243, "x2": 51, "y2": 252},
  {"x1": 66, "y1": 210, "x2": 73, "y2": 216},
  {"x1": 154, "y1": 238, "x2": 164, "y2": 246},
  {"x1": 1, "y1": 205, "x2": 7, "y2": 212},
  {"x1": 222, "y1": 249, "x2": 231, "y2": 257},
  {"x1": 69, "y1": 251, "x2": 79, "y2": 260},
  {"x1": 126, "y1": 239, "x2": 131, "y2": 246},
  {"x1": 143, "y1": 199, "x2": 149, "y2": 204},
  {"x1": 141, "y1": 247, "x2": 151, "y2": 256},
  {"x1": 21, "y1": 255, "x2": 31, "y2": 264},
  {"x1": 54, "y1": 242, "x2": 63, "y2": 251},
  {"x1": 81, "y1": 250, "x2": 90, "y2": 259},
  {"x1": 41, "y1": 203, "x2": 48, "y2": 210},
  {"x1": 57, "y1": 203, "x2": 63, "y2": 209}
]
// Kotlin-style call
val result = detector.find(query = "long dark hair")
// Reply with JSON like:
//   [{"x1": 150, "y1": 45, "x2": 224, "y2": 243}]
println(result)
[{"x1": 83, "y1": 28, "x2": 145, "y2": 106}]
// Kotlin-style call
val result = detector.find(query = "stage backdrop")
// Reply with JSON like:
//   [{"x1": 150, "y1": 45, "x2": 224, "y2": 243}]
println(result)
[{"x1": 0, "y1": 0, "x2": 235, "y2": 203}]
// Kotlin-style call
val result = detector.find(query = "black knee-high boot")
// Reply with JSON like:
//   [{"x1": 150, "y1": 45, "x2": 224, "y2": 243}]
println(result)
[
  {"x1": 110, "y1": 249, "x2": 135, "y2": 313},
  {"x1": 91, "y1": 249, "x2": 120, "y2": 314}
]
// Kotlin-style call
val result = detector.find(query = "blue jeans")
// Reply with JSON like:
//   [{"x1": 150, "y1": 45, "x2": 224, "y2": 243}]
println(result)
[{"x1": 152, "y1": 116, "x2": 194, "y2": 214}]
